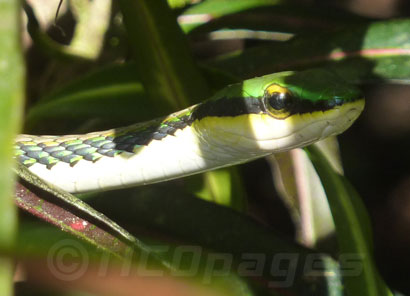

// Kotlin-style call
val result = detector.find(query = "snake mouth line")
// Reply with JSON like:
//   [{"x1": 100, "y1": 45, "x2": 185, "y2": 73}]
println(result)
[{"x1": 212, "y1": 105, "x2": 362, "y2": 143}]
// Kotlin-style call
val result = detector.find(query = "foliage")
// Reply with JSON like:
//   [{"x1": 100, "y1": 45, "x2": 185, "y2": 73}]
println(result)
[{"x1": 2, "y1": 0, "x2": 409, "y2": 295}]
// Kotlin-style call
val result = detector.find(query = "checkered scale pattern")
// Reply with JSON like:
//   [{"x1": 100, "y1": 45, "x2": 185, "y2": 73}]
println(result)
[{"x1": 15, "y1": 113, "x2": 193, "y2": 169}]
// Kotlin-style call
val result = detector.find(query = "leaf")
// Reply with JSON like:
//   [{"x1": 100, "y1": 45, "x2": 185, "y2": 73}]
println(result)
[
  {"x1": 306, "y1": 145, "x2": 393, "y2": 296},
  {"x1": 267, "y1": 148, "x2": 336, "y2": 248},
  {"x1": 69, "y1": 0, "x2": 112, "y2": 59},
  {"x1": 167, "y1": 0, "x2": 192, "y2": 9},
  {"x1": 16, "y1": 167, "x2": 254, "y2": 296},
  {"x1": 23, "y1": 3, "x2": 92, "y2": 63},
  {"x1": 16, "y1": 222, "x2": 252, "y2": 296},
  {"x1": 89, "y1": 184, "x2": 345, "y2": 295},
  {"x1": 181, "y1": 0, "x2": 367, "y2": 36},
  {"x1": 268, "y1": 138, "x2": 343, "y2": 249},
  {"x1": 180, "y1": 0, "x2": 283, "y2": 34},
  {"x1": 210, "y1": 19, "x2": 410, "y2": 84},
  {"x1": 16, "y1": 164, "x2": 158, "y2": 262},
  {"x1": 0, "y1": 0, "x2": 24, "y2": 294},
  {"x1": 192, "y1": 167, "x2": 247, "y2": 212},
  {"x1": 24, "y1": 63, "x2": 154, "y2": 133},
  {"x1": 15, "y1": 182, "x2": 132, "y2": 259},
  {"x1": 118, "y1": 0, "x2": 210, "y2": 110},
  {"x1": 24, "y1": 0, "x2": 110, "y2": 61}
]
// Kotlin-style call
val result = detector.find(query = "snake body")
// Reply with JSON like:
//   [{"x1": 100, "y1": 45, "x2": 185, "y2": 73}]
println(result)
[{"x1": 15, "y1": 69, "x2": 364, "y2": 193}]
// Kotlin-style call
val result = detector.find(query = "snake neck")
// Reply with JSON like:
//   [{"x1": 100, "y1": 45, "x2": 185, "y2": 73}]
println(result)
[{"x1": 16, "y1": 120, "x2": 260, "y2": 193}]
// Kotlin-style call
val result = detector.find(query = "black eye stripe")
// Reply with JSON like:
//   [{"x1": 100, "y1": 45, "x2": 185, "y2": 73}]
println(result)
[{"x1": 190, "y1": 93, "x2": 352, "y2": 121}]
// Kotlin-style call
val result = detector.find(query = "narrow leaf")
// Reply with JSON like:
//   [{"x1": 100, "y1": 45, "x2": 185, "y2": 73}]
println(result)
[
  {"x1": 118, "y1": 0, "x2": 210, "y2": 110},
  {"x1": 210, "y1": 19, "x2": 410, "y2": 84},
  {"x1": 0, "y1": 0, "x2": 24, "y2": 294},
  {"x1": 90, "y1": 185, "x2": 344, "y2": 295},
  {"x1": 306, "y1": 145, "x2": 392, "y2": 296},
  {"x1": 24, "y1": 63, "x2": 153, "y2": 132},
  {"x1": 181, "y1": 0, "x2": 366, "y2": 35}
]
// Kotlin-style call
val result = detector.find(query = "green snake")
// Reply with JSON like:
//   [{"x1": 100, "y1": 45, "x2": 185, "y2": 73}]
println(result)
[{"x1": 15, "y1": 69, "x2": 364, "y2": 193}]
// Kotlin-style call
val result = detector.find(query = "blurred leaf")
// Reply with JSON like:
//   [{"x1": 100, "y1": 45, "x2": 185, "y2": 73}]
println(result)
[
  {"x1": 90, "y1": 184, "x2": 345, "y2": 295},
  {"x1": 167, "y1": 0, "x2": 193, "y2": 9},
  {"x1": 181, "y1": 0, "x2": 367, "y2": 36},
  {"x1": 118, "y1": 0, "x2": 210, "y2": 110},
  {"x1": 24, "y1": 0, "x2": 110, "y2": 61},
  {"x1": 69, "y1": 0, "x2": 111, "y2": 59},
  {"x1": 0, "y1": 0, "x2": 24, "y2": 294},
  {"x1": 192, "y1": 167, "x2": 247, "y2": 212},
  {"x1": 210, "y1": 19, "x2": 410, "y2": 84},
  {"x1": 180, "y1": 0, "x2": 282, "y2": 33},
  {"x1": 16, "y1": 222, "x2": 252, "y2": 296},
  {"x1": 24, "y1": 63, "x2": 155, "y2": 133},
  {"x1": 15, "y1": 180, "x2": 132, "y2": 257},
  {"x1": 16, "y1": 167, "x2": 254, "y2": 296},
  {"x1": 16, "y1": 164, "x2": 156, "y2": 261},
  {"x1": 39, "y1": 63, "x2": 142, "y2": 102},
  {"x1": 23, "y1": 3, "x2": 91, "y2": 62},
  {"x1": 306, "y1": 145, "x2": 392, "y2": 296}
]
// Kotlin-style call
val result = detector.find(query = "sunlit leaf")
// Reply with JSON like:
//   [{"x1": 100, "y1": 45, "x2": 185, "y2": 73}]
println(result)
[
  {"x1": 210, "y1": 19, "x2": 410, "y2": 84},
  {"x1": 306, "y1": 145, "x2": 392, "y2": 296},
  {"x1": 181, "y1": 0, "x2": 366, "y2": 35}
]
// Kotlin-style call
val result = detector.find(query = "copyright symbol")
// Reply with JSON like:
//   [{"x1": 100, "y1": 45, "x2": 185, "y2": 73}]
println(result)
[{"x1": 47, "y1": 239, "x2": 89, "y2": 281}]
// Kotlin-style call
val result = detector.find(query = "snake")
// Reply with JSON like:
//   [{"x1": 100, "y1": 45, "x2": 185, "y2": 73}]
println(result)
[{"x1": 15, "y1": 69, "x2": 364, "y2": 193}]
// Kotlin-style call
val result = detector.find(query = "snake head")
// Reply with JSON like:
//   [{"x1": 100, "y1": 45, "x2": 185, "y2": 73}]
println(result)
[{"x1": 191, "y1": 69, "x2": 364, "y2": 154}]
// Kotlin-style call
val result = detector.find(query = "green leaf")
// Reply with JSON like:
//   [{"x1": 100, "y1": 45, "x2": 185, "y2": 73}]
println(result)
[
  {"x1": 24, "y1": 63, "x2": 155, "y2": 133},
  {"x1": 180, "y1": 0, "x2": 283, "y2": 33},
  {"x1": 0, "y1": 0, "x2": 24, "y2": 294},
  {"x1": 306, "y1": 145, "x2": 392, "y2": 296},
  {"x1": 89, "y1": 184, "x2": 344, "y2": 295},
  {"x1": 210, "y1": 19, "x2": 410, "y2": 84},
  {"x1": 181, "y1": 0, "x2": 366, "y2": 35},
  {"x1": 118, "y1": 0, "x2": 210, "y2": 110},
  {"x1": 167, "y1": 0, "x2": 192, "y2": 9},
  {"x1": 191, "y1": 167, "x2": 247, "y2": 212}
]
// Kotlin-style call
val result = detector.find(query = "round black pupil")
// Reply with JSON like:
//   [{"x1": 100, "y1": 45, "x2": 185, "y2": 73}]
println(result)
[{"x1": 268, "y1": 92, "x2": 291, "y2": 110}]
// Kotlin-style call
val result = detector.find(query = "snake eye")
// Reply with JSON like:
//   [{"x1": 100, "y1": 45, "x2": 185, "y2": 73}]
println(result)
[{"x1": 264, "y1": 84, "x2": 294, "y2": 119}]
